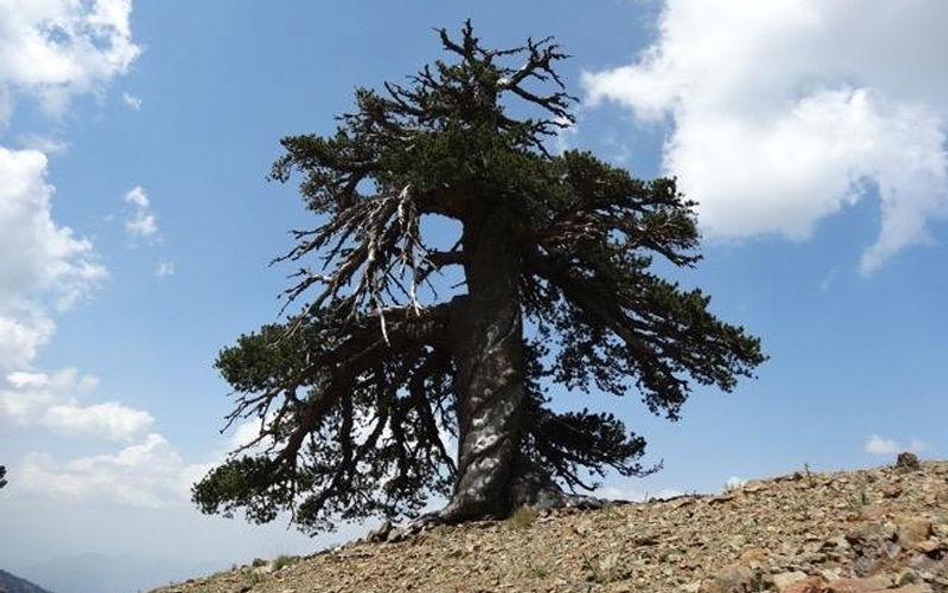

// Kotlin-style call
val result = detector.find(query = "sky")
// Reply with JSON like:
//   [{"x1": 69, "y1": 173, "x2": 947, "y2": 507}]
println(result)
[{"x1": 1, "y1": 1, "x2": 947, "y2": 592}]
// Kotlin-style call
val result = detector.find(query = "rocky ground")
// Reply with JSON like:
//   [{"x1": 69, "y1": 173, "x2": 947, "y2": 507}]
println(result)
[{"x1": 153, "y1": 454, "x2": 948, "y2": 593}]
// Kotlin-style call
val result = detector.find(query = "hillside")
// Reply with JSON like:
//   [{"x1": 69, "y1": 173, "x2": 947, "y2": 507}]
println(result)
[
  {"x1": 153, "y1": 456, "x2": 948, "y2": 593},
  {"x1": 0, "y1": 570, "x2": 56, "y2": 593}
]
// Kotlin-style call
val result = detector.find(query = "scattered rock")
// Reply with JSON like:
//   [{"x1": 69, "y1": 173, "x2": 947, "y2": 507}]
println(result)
[
  {"x1": 887, "y1": 585, "x2": 934, "y2": 593},
  {"x1": 772, "y1": 571, "x2": 808, "y2": 590},
  {"x1": 883, "y1": 484, "x2": 904, "y2": 499},
  {"x1": 896, "y1": 516, "x2": 933, "y2": 548},
  {"x1": 708, "y1": 494, "x2": 737, "y2": 505},
  {"x1": 698, "y1": 563, "x2": 760, "y2": 593},
  {"x1": 149, "y1": 459, "x2": 948, "y2": 593},
  {"x1": 823, "y1": 575, "x2": 890, "y2": 592},
  {"x1": 738, "y1": 547, "x2": 768, "y2": 565},
  {"x1": 913, "y1": 539, "x2": 941, "y2": 554},
  {"x1": 780, "y1": 576, "x2": 825, "y2": 593}
]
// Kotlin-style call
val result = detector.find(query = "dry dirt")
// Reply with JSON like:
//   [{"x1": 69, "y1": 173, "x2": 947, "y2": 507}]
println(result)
[{"x1": 152, "y1": 456, "x2": 948, "y2": 593}]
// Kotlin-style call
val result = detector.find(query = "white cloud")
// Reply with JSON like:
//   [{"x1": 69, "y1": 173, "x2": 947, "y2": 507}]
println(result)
[
  {"x1": 1, "y1": 368, "x2": 96, "y2": 421},
  {"x1": 2, "y1": 370, "x2": 204, "y2": 509},
  {"x1": 121, "y1": 91, "x2": 141, "y2": 109},
  {"x1": 43, "y1": 401, "x2": 154, "y2": 442},
  {"x1": 0, "y1": 0, "x2": 187, "y2": 519},
  {"x1": 597, "y1": 485, "x2": 684, "y2": 502},
  {"x1": 21, "y1": 433, "x2": 207, "y2": 508},
  {"x1": 583, "y1": 0, "x2": 948, "y2": 273},
  {"x1": 864, "y1": 434, "x2": 930, "y2": 456},
  {"x1": 865, "y1": 435, "x2": 899, "y2": 455},
  {"x1": 0, "y1": 368, "x2": 153, "y2": 442},
  {"x1": 126, "y1": 210, "x2": 156, "y2": 237},
  {"x1": 553, "y1": 115, "x2": 578, "y2": 155},
  {"x1": 155, "y1": 261, "x2": 174, "y2": 278},
  {"x1": 0, "y1": 0, "x2": 141, "y2": 122},
  {"x1": 123, "y1": 185, "x2": 149, "y2": 208},
  {"x1": 123, "y1": 185, "x2": 158, "y2": 239},
  {"x1": 725, "y1": 476, "x2": 746, "y2": 490},
  {"x1": 229, "y1": 418, "x2": 264, "y2": 451},
  {"x1": 0, "y1": 147, "x2": 106, "y2": 370},
  {"x1": 15, "y1": 134, "x2": 70, "y2": 155},
  {"x1": 0, "y1": 306, "x2": 55, "y2": 371}
]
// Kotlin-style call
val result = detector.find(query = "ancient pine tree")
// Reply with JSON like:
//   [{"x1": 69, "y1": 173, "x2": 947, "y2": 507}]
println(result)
[{"x1": 192, "y1": 22, "x2": 765, "y2": 532}]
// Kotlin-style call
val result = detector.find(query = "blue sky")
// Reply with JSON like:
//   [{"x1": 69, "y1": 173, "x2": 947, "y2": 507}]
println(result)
[{"x1": 1, "y1": 2, "x2": 947, "y2": 592}]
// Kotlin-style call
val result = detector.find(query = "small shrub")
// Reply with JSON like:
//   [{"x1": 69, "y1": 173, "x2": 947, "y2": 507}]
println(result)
[
  {"x1": 505, "y1": 507, "x2": 538, "y2": 530},
  {"x1": 272, "y1": 554, "x2": 298, "y2": 571},
  {"x1": 240, "y1": 568, "x2": 263, "y2": 585}
]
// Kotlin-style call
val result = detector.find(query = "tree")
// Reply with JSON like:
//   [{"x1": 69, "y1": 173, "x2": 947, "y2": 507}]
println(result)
[
  {"x1": 193, "y1": 22, "x2": 765, "y2": 533},
  {"x1": 0, "y1": 466, "x2": 6, "y2": 489}
]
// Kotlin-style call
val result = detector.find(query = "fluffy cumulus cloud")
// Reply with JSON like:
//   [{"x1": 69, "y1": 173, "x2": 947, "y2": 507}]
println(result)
[
  {"x1": 0, "y1": 147, "x2": 106, "y2": 370},
  {"x1": 583, "y1": 0, "x2": 948, "y2": 273},
  {"x1": 123, "y1": 185, "x2": 158, "y2": 239},
  {"x1": 20, "y1": 433, "x2": 210, "y2": 508},
  {"x1": 0, "y1": 0, "x2": 140, "y2": 121},
  {"x1": 0, "y1": 368, "x2": 154, "y2": 442}
]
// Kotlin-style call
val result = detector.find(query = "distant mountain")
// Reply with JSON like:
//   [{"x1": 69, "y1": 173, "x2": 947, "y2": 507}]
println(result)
[
  {"x1": 0, "y1": 569, "x2": 56, "y2": 593},
  {"x1": 17, "y1": 553, "x2": 223, "y2": 593}
]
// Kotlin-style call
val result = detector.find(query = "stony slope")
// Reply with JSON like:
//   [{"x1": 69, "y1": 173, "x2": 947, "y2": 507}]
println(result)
[
  {"x1": 154, "y1": 456, "x2": 948, "y2": 593},
  {"x1": 0, "y1": 569, "x2": 57, "y2": 593}
]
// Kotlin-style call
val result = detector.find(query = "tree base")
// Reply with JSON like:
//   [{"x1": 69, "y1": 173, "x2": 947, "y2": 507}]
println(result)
[{"x1": 407, "y1": 472, "x2": 604, "y2": 533}]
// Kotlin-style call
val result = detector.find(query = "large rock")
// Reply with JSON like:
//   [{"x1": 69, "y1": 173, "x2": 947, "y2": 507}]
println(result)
[{"x1": 895, "y1": 517, "x2": 933, "y2": 549}]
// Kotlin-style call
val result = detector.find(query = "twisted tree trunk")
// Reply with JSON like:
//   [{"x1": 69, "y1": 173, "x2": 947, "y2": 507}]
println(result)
[
  {"x1": 438, "y1": 210, "x2": 527, "y2": 522},
  {"x1": 417, "y1": 209, "x2": 600, "y2": 525}
]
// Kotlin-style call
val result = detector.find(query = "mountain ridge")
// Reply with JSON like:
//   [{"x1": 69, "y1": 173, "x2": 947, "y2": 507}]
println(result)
[{"x1": 0, "y1": 569, "x2": 57, "y2": 593}]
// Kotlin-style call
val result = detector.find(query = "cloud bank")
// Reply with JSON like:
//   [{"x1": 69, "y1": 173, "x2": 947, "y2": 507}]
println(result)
[
  {"x1": 0, "y1": 369, "x2": 154, "y2": 442},
  {"x1": 0, "y1": 0, "x2": 140, "y2": 121},
  {"x1": 0, "y1": 0, "x2": 199, "y2": 512},
  {"x1": 583, "y1": 0, "x2": 948, "y2": 273},
  {"x1": 21, "y1": 433, "x2": 209, "y2": 508},
  {"x1": 0, "y1": 147, "x2": 106, "y2": 370}
]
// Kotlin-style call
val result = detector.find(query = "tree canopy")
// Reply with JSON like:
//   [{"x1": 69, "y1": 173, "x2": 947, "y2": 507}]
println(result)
[{"x1": 193, "y1": 22, "x2": 765, "y2": 533}]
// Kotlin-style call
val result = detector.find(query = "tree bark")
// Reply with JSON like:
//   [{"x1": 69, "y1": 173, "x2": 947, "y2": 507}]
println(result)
[
  {"x1": 422, "y1": 210, "x2": 594, "y2": 526},
  {"x1": 438, "y1": 209, "x2": 526, "y2": 522}
]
